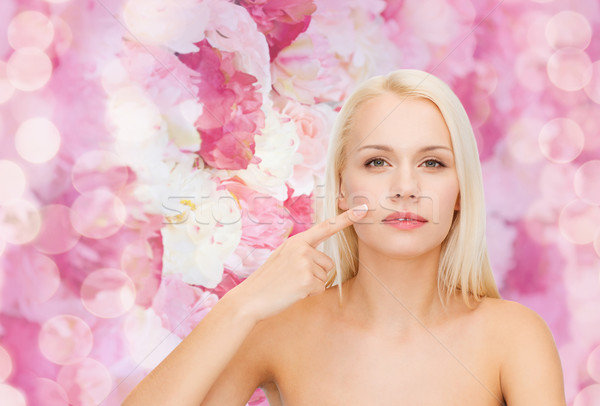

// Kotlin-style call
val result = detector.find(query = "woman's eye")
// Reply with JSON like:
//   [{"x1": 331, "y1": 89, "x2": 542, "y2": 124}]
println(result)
[
  {"x1": 364, "y1": 158, "x2": 446, "y2": 168},
  {"x1": 423, "y1": 159, "x2": 445, "y2": 168},
  {"x1": 365, "y1": 158, "x2": 388, "y2": 167}
]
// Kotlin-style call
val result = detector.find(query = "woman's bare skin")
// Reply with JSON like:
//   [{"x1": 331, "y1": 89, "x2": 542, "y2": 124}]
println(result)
[
  {"x1": 201, "y1": 273, "x2": 565, "y2": 406},
  {"x1": 258, "y1": 283, "x2": 505, "y2": 406}
]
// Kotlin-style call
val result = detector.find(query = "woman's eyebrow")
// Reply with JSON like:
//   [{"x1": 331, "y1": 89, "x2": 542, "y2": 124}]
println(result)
[{"x1": 357, "y1": 144, "x2": 453, "y2": 153}]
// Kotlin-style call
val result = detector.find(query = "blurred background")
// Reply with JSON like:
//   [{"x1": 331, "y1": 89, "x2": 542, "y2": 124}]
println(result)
[{"x1": 0, "y1": 0, "x2": 599, "y2": 404}]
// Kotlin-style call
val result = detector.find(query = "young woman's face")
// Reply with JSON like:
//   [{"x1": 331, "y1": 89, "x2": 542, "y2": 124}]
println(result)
[{"x1": 338, "y1": 94, "x2": 460, "y2": 258}]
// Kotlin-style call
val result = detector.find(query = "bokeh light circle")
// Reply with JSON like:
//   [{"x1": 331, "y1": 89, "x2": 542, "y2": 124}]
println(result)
[
  {"x1": 15, "y1": 117, "x2": 61, "y2": 163},
  {"x1": 573, "y1": 384, "x2": 600, "y2": 406},
  {"x1": 31, "y1": 378, "x2": 69, "y2": 406},
  {"x1": 56, "y1": 358, "x2": 113, "y2": 406},
  {"x1": 574, "y1": 161, "x2": 600, "y2": 205},
  {"x1": 121, "y1": 239, "x2": 155, "y2": 273},
  {"x1": 0, "y1": 384, "x2": 26, "y2": 406},
  {"x1": 71, "y1": 150, "x2": 129, "y2": 194},
  {"x1": 32, "y1": 204, "x2": 80, "y2": 255},
  {"x1": 545, "y1": 11, "x2": 592, "y2": 50},
  {"x1": 38, "y1": 315, "x2": 93, "y2": 365},
  {"x1": 81, "y1": 268, "x2": 136, "y2": 318},
  {"x1": 588, "y1": 344, "x2": 600, "y2": 383},
  {"x1": 547, "y1": 48, "x2": 593, "y2": 91},
  {"x1": 0, "y1": 61, "x2": 15, "y2": 103},
  {"x1": 7, "y1": 10, "x2": 55, "y2": 50},
  {"x1": 121, "y1": 238, "x2": 160, "y2": 305},
  {"x1": 558, "y1": 200, "x2": 600, "y2": 245},
  {"x1": 584, "y1": 61, "x2": 600, "y2": 105},
  {"x1": 70, "y1": 189, "x2": 126, "y2": 239},
  {"x1": 538, "y1": 118, "x2": 584, "y2": 163},
  {"x1": 6, "y1": 47, "x2": 53, "y2": 91},
  {"x1": 0, "y1": 199, "x2": 41, "y2": 245},
  {"x1": 0, "y1": 345, "x2": 13, "y2": 382},
  {"x1": 28, "y1": 252, "x2": 61, "y2": 303},
  {"x1": 0, "y1": 160, "x2": 26, "y2": 205}
]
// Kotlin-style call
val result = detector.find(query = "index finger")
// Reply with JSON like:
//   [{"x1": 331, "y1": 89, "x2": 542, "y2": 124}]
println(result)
[{"x1": 301, "y1": 204, "x2": 369, "y2": 248}]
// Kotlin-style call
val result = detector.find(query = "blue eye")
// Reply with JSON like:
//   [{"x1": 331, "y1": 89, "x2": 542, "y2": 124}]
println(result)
[
  {"x1": 364, "y1": 157, "x2": 388, "y2": 167},
  {"x1": 423, "y1": 159, "x2": 445, "y2": 168}
]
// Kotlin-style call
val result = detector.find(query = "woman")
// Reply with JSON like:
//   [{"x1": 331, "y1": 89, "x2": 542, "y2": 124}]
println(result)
[{"x1": 124, "y1": 70, "x2": 566, "y2": 405}]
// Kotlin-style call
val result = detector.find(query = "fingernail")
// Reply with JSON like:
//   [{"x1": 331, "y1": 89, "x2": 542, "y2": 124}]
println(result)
[{"x1": 352, "y1": 204, "x2": 368, "y2": 217}]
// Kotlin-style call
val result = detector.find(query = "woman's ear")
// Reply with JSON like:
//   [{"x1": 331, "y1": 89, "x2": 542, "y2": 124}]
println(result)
[
  {"x1": 337, "y1": 182, "x2": 349, "y2": 211},
  {"x1": 454, "y1": 193, "x2": 460, "y2": 211},
  {"x1": 338, "y1": 192, "x2": 348, "y2": 211}
]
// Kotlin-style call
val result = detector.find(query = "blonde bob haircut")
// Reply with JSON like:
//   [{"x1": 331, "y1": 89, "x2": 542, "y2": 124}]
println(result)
[{"x1": 318, "y1": 69, "x2": 501, "y2": 309}]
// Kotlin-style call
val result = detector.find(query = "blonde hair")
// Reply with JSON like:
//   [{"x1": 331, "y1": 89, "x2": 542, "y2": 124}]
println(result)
[{"x1": 317, "y1": 69, "x2": 501, "y2": 309}]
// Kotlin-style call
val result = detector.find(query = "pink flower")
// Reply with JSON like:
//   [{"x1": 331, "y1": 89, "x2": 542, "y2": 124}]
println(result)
[
  {"x1": 283, "y1": 184, "x2": 314, "y2": 237},
  {"x1": 277, "y1": 98, "x2": 335, "y2": 195},
  {"x1": 221, "y1": 178, "x2": 294, "y2": 250},
  {"x1": 211, "y1": 270, "x2": 246, "y2": 299},
  {"x1": 270, "y1": 33, "x2": 323, "y2": 104},
  {"x1": 176, "y1": 40, "x2": 265, "y2": 170},
  {"x1": 238, "y1": 0, "x2": 317, "y2": 60},
  {"x1": 248, "y1": 387, "x2": 269, "y2": 405},
  {"x1": 152, "y1": 274, "x2": 219, "y2": 339},
  {"x1": 217, "y1": 183, "x2": 313, "y2": 279}
]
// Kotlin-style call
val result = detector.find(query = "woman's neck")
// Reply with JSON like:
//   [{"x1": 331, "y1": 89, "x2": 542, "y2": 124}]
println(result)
[{"x1": 339, "y1": 243, "x2": 450, "y2": 336}]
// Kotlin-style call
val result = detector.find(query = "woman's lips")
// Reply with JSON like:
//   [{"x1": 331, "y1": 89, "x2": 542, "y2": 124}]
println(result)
[
  {"x1": 381, "y1": 211, "x2": 427, "y2": 230},
  {"x1": 382, "y1": 218, "x2": 427, "y2": 230},
  {"x1": 382, "y1": 211, "x2": 428, "y2": 222}
]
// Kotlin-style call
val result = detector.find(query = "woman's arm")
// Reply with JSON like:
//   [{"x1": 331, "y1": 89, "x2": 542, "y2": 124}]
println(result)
[
  {"x1": 122, "y1": 291, "x2": 264, "y2": 406},
  {"x1": 123, "y1": 206, "x2": 368, "y2": 406},
  {"x1": 499, "y1": 301, "x2": 567, "y2": 406}
]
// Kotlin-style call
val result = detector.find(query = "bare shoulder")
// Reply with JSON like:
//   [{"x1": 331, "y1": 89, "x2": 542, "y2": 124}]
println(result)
[
  {"x1": 473, "y1": 297, "x2": 560, "y2": 362},
  {"x1": 475, "y1": 297, "x2": 566, "y2": 405},
  {"x1": 474, "y1": 297, "x2": 547, "y2": 329}
]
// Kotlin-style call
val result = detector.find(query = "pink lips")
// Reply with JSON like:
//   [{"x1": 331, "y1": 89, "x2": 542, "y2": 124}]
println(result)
[
  {"x1": 382, "y1": 211, "x2": 428, "y2": 230},
  {"x1": 382, "y1": 211, "x2": 427, "y2": 223}
]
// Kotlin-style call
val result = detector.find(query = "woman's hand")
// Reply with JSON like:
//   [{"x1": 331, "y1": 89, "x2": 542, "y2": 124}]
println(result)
[{"x1": 226, "y1": 204, "x2": 369, "y2": 322}]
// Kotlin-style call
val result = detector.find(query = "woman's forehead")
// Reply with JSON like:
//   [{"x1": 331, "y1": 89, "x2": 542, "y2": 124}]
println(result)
[{"x1": 346, "y1": 94, "x2": 452, "y2": 153}]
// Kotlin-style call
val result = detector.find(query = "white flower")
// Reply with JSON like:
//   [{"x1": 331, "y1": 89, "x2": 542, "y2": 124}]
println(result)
[
  {"x1": 121, "y1": 0, "x2": 210, "y2": 54},
  {"x1": 163, "y1": 99, "x2": 202, "y2": 152},
  {"x1": 232, "y1": 99, "x2": 299, "y2": 201},
  {"x1": 161, "y1": 168, "x2": 242, "y2": 288},
  {"x1": 204, "y1": 0, "x2": 271, "y2": 96}
]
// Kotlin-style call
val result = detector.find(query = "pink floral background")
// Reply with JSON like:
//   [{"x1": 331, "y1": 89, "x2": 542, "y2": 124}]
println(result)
[{"x1": 1, "y1": 0, "x2": 599, "y2": 405}]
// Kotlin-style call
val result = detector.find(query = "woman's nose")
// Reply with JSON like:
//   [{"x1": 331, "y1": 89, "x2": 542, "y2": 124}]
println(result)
[{"x1": 389, "y1": 167, "x2": 420, "y2": 200}]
